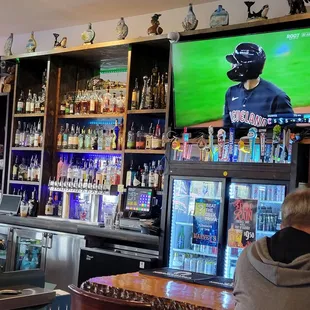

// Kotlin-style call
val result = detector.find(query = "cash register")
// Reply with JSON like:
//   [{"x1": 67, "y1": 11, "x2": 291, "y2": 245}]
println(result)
[{"x1": 120, "y1": 187, "x2": 159, "y2": 232}]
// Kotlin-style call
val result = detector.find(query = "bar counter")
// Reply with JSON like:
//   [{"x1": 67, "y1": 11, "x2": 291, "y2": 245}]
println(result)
[
  {"x1": 84, "y1": 272, "x2": 235, "y2": 310},
  {"x1": 0, "y1": 215, "x2": 159, "y2": 246}
]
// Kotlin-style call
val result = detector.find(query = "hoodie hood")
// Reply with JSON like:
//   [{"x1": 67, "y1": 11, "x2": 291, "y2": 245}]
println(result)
[{"x1": 247, "y1": 235, "x2": 310, "y2": 287}]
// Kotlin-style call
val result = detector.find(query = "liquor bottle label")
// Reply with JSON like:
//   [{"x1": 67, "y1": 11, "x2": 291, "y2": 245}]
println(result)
[
  {"x1": 17, "y1": 102, "x2": 23, "y2": 112},
  {"x1": 136, "y1": 141, "x2": 145, "y2": 149},
  {"x1": 90, "y1": 100, "x2": 95, "y2": 112},
  {"x1": 133, "y1": 177, "x2": 141, "y2": 187},
  {"x1": 15, "y1": 134, "x2": 20, "y2": 146},
  {"x1": 145, "y1": 136, "x2": 152, "y2": 149}
]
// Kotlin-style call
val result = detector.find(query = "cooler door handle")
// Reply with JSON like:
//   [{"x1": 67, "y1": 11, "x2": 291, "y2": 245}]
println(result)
[{"x1": 47, "y1": 233, "x2": 53, "y2": 249}]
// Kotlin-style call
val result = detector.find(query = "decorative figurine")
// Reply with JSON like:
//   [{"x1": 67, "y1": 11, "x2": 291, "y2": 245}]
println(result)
[
  {"x1": 244, "y1": 2, "x2": 269, "y2": 21},
  {"x1": 26, "y1": 31, "x2": 37, "y2": 53},
  {"x1": 116, "y1": 17, "x2": 128, "y2": 40},
  {"x1": 4, "y1": 33, "x2": 13, "y2": 56},
  {"x1": 210, "y1": 5, "x2": 229, "y2": 28},
  {"x1": 287, "y1": 0, "x2": 308, "y2": 14},
  {"x1": 182, "y1": 3, "x2": 199, "y2": 31},
  {"x1": 81, "y1": 23, "x2": 95, "y2": 45},
  {"x1": 53, "y1": 33, "x2": 67, "y2": 48},
  {"x1": 147, "y1": 14, "x2": 163, "y2": 36}
]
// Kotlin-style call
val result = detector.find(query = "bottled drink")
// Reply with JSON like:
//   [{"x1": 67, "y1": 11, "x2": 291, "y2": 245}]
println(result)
[
  {"x1": 57, "y1": 156, "x2": 64, "y2": 181},
  {"x1": 145, "y1": 123, "x2": 153, "y2": 149},
  {"x1": 15, "y1": 121, "x2": 21, "y2": 146},
  {"x1": 32, "y1": 156, "x2": 40, "y2": 181},
  {"x1": 37, "y1": 119, "x2": 43, "y2": 147},
  {"x1": 127, "y1": 122, "x2": 136, "y2": 149},
  {"x1": 24, "y1": 124, "x2": 31, "y2": 147},
  {"x1": 28, "y1": 188, "x2": 38, "y2": 217},
  {"x1": 57, "y1": 126, "x2": 64, "y2": 150},
  {"x1": 27, "y1": 156, "x2": 33, "y2": 181},
  {"x1": 18, "y1": 158, "x2": 27, "y2": 181},
  {"x1": 12, "y1": 156, "x2": 19, "y2": 180},
  {"x1": 112, "y1": 120, "x2": 119, "y2": 150},
  {"x1": 40, "y1": 96, "x2": 45, "y2": 114},
  {"x1": 133, "y1": 167, "x2": 142, "y2": 187},
  {"x1": 58, "y1": 198, "x2": 63, "y2": 217},
  {"x1": 78, "y1": 127, "x2": 85, "y2": 150},
  {"x1": 62, "y1": 123, "x2": 69, "y2": 149},
  {"x1": 109, "y1": 93, "x2": 117, "y2": 113},
  {"x1": 97, "y1": 127, "x2": 104, "y2": 151},
  {"x1": 146, "y1": 75, "x2": 154, "y2": 109},
  {"x1": 163, "y1": 72, "x2": 168, "y2": 109},
  {"x1": 45, "y1": 193, "x2": 54, "y2": 216},
  {"x1": 73, "y1": 125, "x2": 79, "y2": 150},
  {"x1": 152, "y1": 120, "x2": 162, "y2": 149},
  {"x1": 60, "y1": 95, "x2": 66, "y2": 115},
  {"x1": 177, "y1": 226, "x2": 185, "y2": 249},
  {"x1": 131, "y1": 78, "x2": 140, "y2": 110},
  {"x1": 29, "y1": 125, "x2": 34, "y2": 147},
  {"x1": 25, "y1": 90, "x2": 32, "y2": 114},
  {"x1": 35, "y1": 94, "x2": 41, "y2": 113},
  {"x1": 68, "y1": 124, "x2": 75, "y2": 149},
  {"x1": 69, "y1": 95, "x2": 75, "y2": 115},
  {"x1": 75, "y1": 91, "x2": 81, "y2": 115},
  {"x1": 141, "y1": 164, "x2": 149, "y2": 187},
  {"x1": 160, "y1": 74, "x2": 166, "y2": 108},
  {"x1": 148, "y1": 161, "x2": 156, "y2": 188},
  {"x1": 139, "y1": 76, "x2": 148, "y2": 109},
  {"x1": 65, "y1": 95, "x2": 70, "y2": 115},
  {"x1": 89, "y1": 90, "x2": 97, "y2": 114},
  {"x1": 33, "y1": 123, "x2": 39, "y2": 147},
  {"x1": 17, "y1": 91, "x2": 25, "y2": 114},
  {"x1": 116, "y1": 91, "x2": 125, "y2": 113},
  {"x1": 117, "y1": 119, "x2": 124, "y2": 150},
  {"x1": 19, "y1": 122, "x2": 26, "y2": 147},
  {"x1": 105, "y1": 130, "x2": 112, "y2": 151},
  {"x1": 154, "y1": 74, "x2": 161, "y2": 109},
  {"x1": 126, "y1": 160, "x2": 135, "y2": 187},
  {"x1": 136, "y1": 125, "x2": 146, "y2": 149},
  {"x1": 84, "y1": 129, "x2": 91, "y2": 150},
  {"x1": 30, "y1": 93, "x2": 36, "y2": 114}
]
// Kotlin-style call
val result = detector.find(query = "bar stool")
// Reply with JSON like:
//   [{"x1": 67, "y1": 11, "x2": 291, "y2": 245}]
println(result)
[{"x1": 68, "y1": 285, "x2": 152, "y2": 310}]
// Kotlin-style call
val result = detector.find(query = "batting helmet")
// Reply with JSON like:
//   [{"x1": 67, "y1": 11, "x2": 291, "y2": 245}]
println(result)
[{"x1": 226, "y1": 43, "x2": 266, "y2": 82}]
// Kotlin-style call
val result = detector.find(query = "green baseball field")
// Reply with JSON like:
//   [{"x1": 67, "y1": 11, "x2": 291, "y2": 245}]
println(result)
[{"x1": 173, "y1": 27, "x2": 310, "y2": 128}]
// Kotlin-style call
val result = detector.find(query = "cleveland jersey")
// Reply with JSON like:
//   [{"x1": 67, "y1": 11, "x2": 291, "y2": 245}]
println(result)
[{"x1": 223, "y1": 79, "x2": 293, "y2": 128}]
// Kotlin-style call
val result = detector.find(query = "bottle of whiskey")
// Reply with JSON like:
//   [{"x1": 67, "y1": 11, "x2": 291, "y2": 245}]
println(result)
[
  {"x1": 145, "y1": 123, "x2": 153, "y2": 150},
  {"x1": 62, "y1": 123, "x2": 69, "y2": 149},
  {"x1": 30, "y1": 93, "x2": 36, "y2": 114},
  {"x1": 84, "y1": 129, "x2": 91, "y2": 150},
  {"x1": 139, "y1": 76, "x2": 148, "y2": 110},
  {"x1": 68, "y1": 124, "x2": 75, "y2": 149},
  {"x1": 127, "y1": 122, "x2": 136, "y2": 149},
  {"x1": 126, "y1": 160, "x2": 135, "y2": 187},
  {"x1": 65, "y1": 95, "x2": 70, "y2": 115},
  {"x1": 57, "y1": 126, "x2": 64, "y2": 150},
  {"x1": 146, "y1": 75, "x2": 154, "y2": 109},
  {"x1": 15, "y1": 121, "x2": 21, "y2": 147},
  {"x1": 28, "y1": 188, "x2": 38, "y2": 217},
  {"x1": 35, "y1": 94, "x2": 41, "y2": 113},
  {"x1": 73, "y1": 125, "x2": 79, "y2": 150},
  {"x1": 78, "y1": 126, "x2": 85, "y2": 150},
  {"x1": 136, "y1": 125, "x2": 146, "y2": 149},
  {"x1": 69, "y1": 96, "x2": 75, "y2": 115},
  {"x1": 131, "y1": 78, "x2": 140, "y2": 110},
  {"x1": 40, "y1": 96, "x2": 45, "y2": 114},
  {"x1": 60, "y1": 95, "x2": 66, "y2": 115},
  {"x1": 152, "y1": 120, "x2": 162, "y2": 150},
  {"x1": 17, "y1": 91, "x2": 25, "y2": 114},
  {"x1": 37, "y1": 119, "x2": 43, "y2": 147},
  {"x1": 89, "y1": 90, "x2": 96, "y2": 114},
  {"x1": 12, "y1": 156, "x2": 19, "y2": 180},
  {"x1": 25, "y1": 90, "x2": 32, "y2": 114},
  {"x1": 45, "y1": 192, "x2": 54, "y2": 216}
]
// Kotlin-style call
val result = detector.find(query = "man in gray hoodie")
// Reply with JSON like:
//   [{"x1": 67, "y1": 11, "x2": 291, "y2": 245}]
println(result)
[{"x1": 233, "y1": 188, "x2": 310, "y2": 310}]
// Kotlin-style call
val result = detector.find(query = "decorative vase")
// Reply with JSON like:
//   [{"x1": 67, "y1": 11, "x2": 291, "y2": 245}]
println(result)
[
  {"x1": 210, "y1": 5, "x2": 229, "y2": 28},
  {"x1": 182, "y1": 3, "x2": 199, "y2": 31},
  {"x1": 4, "y1": 33, "x2": 13, "y2": 56},
  {"x1": 26, "y1": 31, "x2": 37, "y2": 53},
  {"x1": 147, "y1": 14, "x2": 163, "y2": 36},
  {"x1": 82, "y1": 23, "x2": 95, "y2": 45},
  {"x1": 116, "y1": 17, "x2": 129, "y2": 40}
]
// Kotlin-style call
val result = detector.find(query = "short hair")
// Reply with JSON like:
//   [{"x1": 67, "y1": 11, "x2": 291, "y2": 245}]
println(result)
[{"x1": 282, "y1": 188, "x2": 310, "y2": 227}]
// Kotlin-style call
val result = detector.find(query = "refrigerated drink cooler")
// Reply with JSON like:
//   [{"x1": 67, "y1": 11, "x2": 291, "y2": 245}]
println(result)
[{"x1": 168, "y1": 178, "x2": 225, "y2": 276}]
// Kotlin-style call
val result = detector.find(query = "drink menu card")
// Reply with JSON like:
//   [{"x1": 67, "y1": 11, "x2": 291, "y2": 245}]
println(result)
[
  {"x1": 192, "y1": 198, "x2": 220, "y2": 247},
  {"x1": 228, "y1": 199, "x2": 258, "y2": 248}
]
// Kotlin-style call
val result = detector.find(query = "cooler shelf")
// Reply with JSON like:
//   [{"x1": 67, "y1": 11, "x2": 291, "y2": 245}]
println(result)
[{"x1": 173, "y1": 248, "x2": 217, "y2": 258}]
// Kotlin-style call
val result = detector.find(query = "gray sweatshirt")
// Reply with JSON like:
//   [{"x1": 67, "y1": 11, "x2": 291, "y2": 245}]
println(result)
[{"x1": 233, "y1": 237, "x2": 310, "y2": 310}]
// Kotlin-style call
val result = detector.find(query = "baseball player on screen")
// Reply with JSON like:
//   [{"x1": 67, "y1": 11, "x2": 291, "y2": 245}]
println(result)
[{"x1": 223, "y1": 43, "x2": 293, "y2": 128}]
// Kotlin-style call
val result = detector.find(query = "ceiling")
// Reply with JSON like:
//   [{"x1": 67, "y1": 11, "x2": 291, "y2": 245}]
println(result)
[{"x1": 0, "y1": 0, "x2": 213, "y2": 36}]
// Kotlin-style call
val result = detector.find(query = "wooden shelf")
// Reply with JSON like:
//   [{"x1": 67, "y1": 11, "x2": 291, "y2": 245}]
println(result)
[
  {"x1": 124, "y1": 149, "x2": 165, "y2": 155},
  {"x1": 56, "y1": 149, "x2": 122, "y2": 155},
  {"x1": 9, "y1": 180, "x2": 40, "y2": 186},
  {"x1": 14, "y1": 113, "x2": 44, "y2": 118},
  {"x1": 127, "y1": 109, "x2": 166, "y2": 115},
  {"x1": 58, "y1": 113, "x2": 124, "y2": 119},
  {"x1": 11, "y1": 147, "x2": 43, "y2": 151}
]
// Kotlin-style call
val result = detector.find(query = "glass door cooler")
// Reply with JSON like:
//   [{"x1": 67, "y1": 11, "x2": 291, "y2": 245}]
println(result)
[
  {"x1": 224, "y1": 180, "x2": 287, "y2": 279},
  {"x1": 168, "y1": 177, "x2": 225, "y2": 276}
]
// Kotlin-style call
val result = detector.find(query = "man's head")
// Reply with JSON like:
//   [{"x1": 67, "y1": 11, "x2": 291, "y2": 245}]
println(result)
[
  {"x1": 281, "y1": 188, "x2": 310, "y2": 233},
  {"x1": 226, "y1": 43, "x2": 266, "y2": 82}
]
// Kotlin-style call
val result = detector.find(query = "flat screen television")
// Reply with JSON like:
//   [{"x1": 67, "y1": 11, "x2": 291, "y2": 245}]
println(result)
[{"x1": 173, "y1": 27, "x2": 310, "y2": 128}]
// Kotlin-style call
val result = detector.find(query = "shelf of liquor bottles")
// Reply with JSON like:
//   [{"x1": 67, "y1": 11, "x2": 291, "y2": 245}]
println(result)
[
  {"x1": 12, "y1": 147, "x2": 43, "y2": 151},
  {"x1": 58, "y1": 113, "x2": 124, "y2": 119},
  {"x1": 124, "y1": 149, "x2": 165, "y2": 155},
  {"x1": 14, "y1": 113, "x2": 45, "y2": 118},
  {"x1": 9, "y1": 180, "x2": 40, "y2": 186},
  {"x1": 127, "y1": 109, "x2": 166, "y2": 115},
  {"x1": 56, "y1": 149, "x2": 122, "y2": 155}
]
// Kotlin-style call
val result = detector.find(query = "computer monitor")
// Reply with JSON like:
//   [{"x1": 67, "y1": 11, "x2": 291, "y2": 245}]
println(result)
[
  {"x1": 125, "y1": 187, "x2": 154, "y2": 213},
  {"x1": 0, "y1": 194, "x2": 21, "y2": 215}
]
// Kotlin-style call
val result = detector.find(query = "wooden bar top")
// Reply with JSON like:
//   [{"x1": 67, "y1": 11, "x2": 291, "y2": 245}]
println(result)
[{"x1": 88, "y1": 272, "x2": 235, "y2": 310}]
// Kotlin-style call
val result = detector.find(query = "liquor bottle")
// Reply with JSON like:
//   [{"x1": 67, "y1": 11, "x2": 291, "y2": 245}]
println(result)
[
  {"x1": 160, "y1": 74, "x2": 166, "y2": 108},
  {"x1": 58, "y1": 198, "x2": 63, "y2": 217},
  {"x1": 32, "y1": 156, "x2": 40, "y2": 181},
  {"x1": 141, "y1": 164, "x2": 149, "y2": 187},
  {"x1": 126, "y1": 160, "x2": 135, "y2": 187},
  {"x1": 53, "y1": 192, "x2": 59, "y2": 216},
  {"x1": 78, "y1": 126, "x2": 85, "y2": 150},
  {"x1": 154, "y1": 74, "x2": 161, "y2": 109},
  {"x1": 30, "y1": 93, "x2": 36, "y2": 114},
  {"x1": 75, "y1": 91, "x2": 81, "y2": 115},
  {"x1": 109, "y1": 93, "x2": 117, "y2": 113},
  {"x1": 154, "y1": 161, "x2": 160, "y2": 189},
  {"x1": 133, "y1": 167, "x2": 142, "y2": 187},
  {"x1": 103, "y1": 87, "x2": 111, "y2": 112},
  {"x1": 177, "y1": 226, "x2": 185, "y2": 249},
  {"x1": 57, "y1": 126, "x2": 64, "y2": 150},
  {"x1": 24, "y1": 124, "x2": 31, "y2": 147},
  {"x1": 84, "y1": 129, "x2": 91, "y2": 150},
  {"x1": 97, "y1": 127, "x2": 104, "y2": 151},
  {"x1": 67, "y1": 157, "x2": 74, "y2": 181},
  {"x1": 68, "y1": 124, "x2": 75, "y2": 149},
  {"x1": 18, "y1": 158, "x2": 27, "y2": 181},
  {"x1": 35, "y1": 94, "x2": 41, "y2": 113},
  {"x1": 148, "y1": 161, "x2": 156, "y2": 188},
  {"x1": 40, "y1": 96, "x2": 45, "y2": 114},
  {"x1": 89, "y1": 89, "x2": 97, "y2": 114},
  {"x1": 145, "y1": 123, "x2": 153, "y2": 149},
  {"x1": 61, "y1": 156, "x2": 69, "y2": 179},
  {"x1": 33, "y1": 123, "x2": 39, "y2": 147},
  {"x1": 146, "y1": 75, "x2": 154, "y2": 109},
  {"x1": 117, "y1": 119, "x2": 124, "y2": 150},
  {"x1": 69, "y1": 96, "x2": 75, "y2": 115},
  {"x1": 27, "y1": 156, "x2": 33, "y2": 181},
  {"x1": 73, "y1": 125, "x2": 79, "y2": 150},
  {"x1": 136, "y1": 125, "x2": 146, "y2": 149},
  {"x1": 127, "y1": 122, "x2": 136, "y2": 149},
  {"x1": 105, "y1": 130, "x2": 112, "y2": 151},
  {"x1": 112, "y1": 120, "x2": 119, "y2": 150},
  {"x1": 45, "y1": 193, "x2": 54, "y2": 216},
  {"x1": 62, "y1": 123, "x2": 69, "y2": 149},
  {"x1": 25, "y1": 90, "x2": 32, "y2": 114},
  {"x1": 116, "y1": 91, "x2": 125, "y2": 113},
  {"x1": 12, "y1": 156, "x2": 19, "y2": 180},
  {"x1": 65, "y1": 95, "x2": 70, "y2": 115},
  {"x1": 16, "y1": 91, "x2": 25, "y2": 114},
  {"x1": 28, "y1": 188, "x2": 38, "y2": 217},
  {"x1": 15, "y1": 121, "x2": 21, "y2": 146},
  {"x1": 95, "y1": 161, "x2": 103, "y2": 185},
  {"x1": 91, "y1": 128, "x2": 98, "y2": 150},
  {"x1": 152, "y1": 120, "x2": 162, "y2": 150},
  {"x1": 131, "y1": 78, "x2": 140, "y2": 110},
  {"x1": 139, "y1": 76, "x2": 148, "y2": 109},
  {"x1": 60, "y1": 95, "x2": 66, "y2": 115},
  {"x1": 57, "y1": 156, "x2": 64, "y2": 181},
  {"x1": 37, "y1": 119, "x2": 43, "y2": 147},
  {"x1": 30, "y1": 125, "x2": 35, "y2": 147}
]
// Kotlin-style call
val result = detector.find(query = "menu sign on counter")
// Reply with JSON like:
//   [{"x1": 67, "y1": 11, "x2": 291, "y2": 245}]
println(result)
[
  {"x1": 228, "y1": 199, "x2": 258, "y2": 248},
  {"x1": 192, "y1": 198, "x2": 220, "y2": 247}
]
